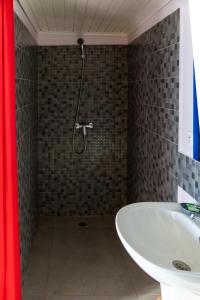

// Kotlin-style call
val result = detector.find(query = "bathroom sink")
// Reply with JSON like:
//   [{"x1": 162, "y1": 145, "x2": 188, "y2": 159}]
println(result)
[{"x1": 116, "y1": 202, "x2": 200, "y2": 300}]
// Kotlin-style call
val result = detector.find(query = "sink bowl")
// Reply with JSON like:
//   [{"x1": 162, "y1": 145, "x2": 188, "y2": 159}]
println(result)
[{"x1": 116, "y1": 202, "x2": 200, "y2": 300}]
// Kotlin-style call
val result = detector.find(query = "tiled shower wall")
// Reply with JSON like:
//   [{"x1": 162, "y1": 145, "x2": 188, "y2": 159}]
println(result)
[
  {"x1": 128, "y1": 9, "x2": 200, "y2": 204},
  {"x1": 128, "y1": 11, "x2": 180, "y2": 203},
  {"x1": 15, "y1": 15, "x2": 38, "y2": 274},
  {"x1": 38, "y1": 46, "x2": 127, "y2": 215}
]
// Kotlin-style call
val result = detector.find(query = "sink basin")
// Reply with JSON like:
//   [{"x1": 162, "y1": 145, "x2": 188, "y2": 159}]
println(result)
[{"x1": 116, "y1": 202, "x2": 200, "y2": 300}]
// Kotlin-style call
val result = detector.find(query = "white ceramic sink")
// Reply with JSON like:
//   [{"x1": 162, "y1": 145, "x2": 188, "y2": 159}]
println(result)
[{"x1": 116, "y1": 202, "x2": 200, "y2": 300}]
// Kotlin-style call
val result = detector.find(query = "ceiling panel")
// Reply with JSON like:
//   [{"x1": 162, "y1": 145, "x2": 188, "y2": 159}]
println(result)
[
  {"x1": 18, "y1": 0, "x2": 171, "y2": 34},
  {"x1": 64, "y1": 0, "x2": 75, "y2": 31}
]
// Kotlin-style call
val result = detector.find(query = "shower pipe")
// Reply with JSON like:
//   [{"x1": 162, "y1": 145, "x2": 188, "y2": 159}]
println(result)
[{"x1": 72, "y1": 38, "x2": 93, "y2": 154}]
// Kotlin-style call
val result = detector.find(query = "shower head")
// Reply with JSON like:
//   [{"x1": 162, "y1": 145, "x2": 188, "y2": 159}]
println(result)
[
  {"x1": 77, "y1": 38, "x2": 84, "y2": 45},
  {"x1": 77, "y1": 38, "x2": 85, "y2": 59}
]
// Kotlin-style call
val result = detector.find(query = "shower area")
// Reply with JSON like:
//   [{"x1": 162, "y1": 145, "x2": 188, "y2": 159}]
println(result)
[
  {"x1": 21, "y1": 38, "x2": 135, "y2": 299},
  {"x1": 16, "y1": 11, "x2": 132, "y2": 299},
  {"x1": 14, "y1": 0, "x2": 181, "y2": 299},
  {"x1": 38, "y1": 43, "x2": 127, "y2": 216}
]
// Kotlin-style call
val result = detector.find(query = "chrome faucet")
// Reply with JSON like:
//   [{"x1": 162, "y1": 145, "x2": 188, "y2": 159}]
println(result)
[
  {"x1": 75, "y1": 122, "x2": 93, "y2": 136},
  {"x1": 190, "y1": 213, "x2": 200, "y2": 222}
]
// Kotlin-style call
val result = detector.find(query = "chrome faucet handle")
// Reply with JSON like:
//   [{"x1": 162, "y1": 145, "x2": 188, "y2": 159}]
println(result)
[
  {"x1": 76, "y1": 122, "x2": 93, "y2": 130},
  {"x1": 190, "y1": 213, "x2": 200, "y2": 222},
  {"x1": 86, "y1": 122, "x2": 93, "y2": 128},
  {"x1": 75, "y1": 123, "x2": 82, "y2": 129}
]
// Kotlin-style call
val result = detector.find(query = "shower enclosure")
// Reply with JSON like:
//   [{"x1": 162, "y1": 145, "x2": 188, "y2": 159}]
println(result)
[{"x1": 37, "y1": 44, "x2": 128, "y2": 216}]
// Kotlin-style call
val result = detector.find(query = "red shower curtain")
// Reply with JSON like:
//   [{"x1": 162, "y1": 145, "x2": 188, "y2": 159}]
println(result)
[{"x1": 0, "y1": 0, "x2": 21, "y2": 299}]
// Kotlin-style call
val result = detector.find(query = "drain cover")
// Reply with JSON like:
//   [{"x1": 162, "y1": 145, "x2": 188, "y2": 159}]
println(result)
[
  {"x1": 172, "y1": 260, "x2": 191, "y2": 271},
  {"x1": 78, "y1": 222, "x2": 87, "y2": 227}
]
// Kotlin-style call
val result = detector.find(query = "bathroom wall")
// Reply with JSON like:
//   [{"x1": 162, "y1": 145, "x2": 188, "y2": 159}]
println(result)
[
  {"x1": 128, "y1": 11, "x2": 179, "y2": 203},
  {"x1": 38, "y1": 46, "x2": 127, "y2": 215},
  {"x1": 15, "y1": 15, "x2": 38, "y2": 274},
  {"x1": 128, "y1": 9, "x2": 200, "y2": 204}
]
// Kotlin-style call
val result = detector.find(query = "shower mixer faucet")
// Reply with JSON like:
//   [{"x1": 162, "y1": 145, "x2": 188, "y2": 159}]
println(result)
[{"x1": 75, "y1": 122, "x2": 93, "y2": 136}]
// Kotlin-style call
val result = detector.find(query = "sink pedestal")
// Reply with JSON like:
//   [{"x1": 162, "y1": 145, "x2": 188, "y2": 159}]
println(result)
[{"x1": 161, "y1": 284, "x2": 200, "y2": 300}]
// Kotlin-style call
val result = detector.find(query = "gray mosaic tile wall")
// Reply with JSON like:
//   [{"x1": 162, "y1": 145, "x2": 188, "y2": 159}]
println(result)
[
  {"x1": 128, "y1": 9, "x2": 200, "y2": 204},
  {"x1": 15, "y1": 15, "x2": 38, "y2": 274},
  {"x1": 128, "y1": 10, "x2": 180, "y2": 203},
  {"x1": 38, "y1": 46, "x2": 127, "y2": 215}
]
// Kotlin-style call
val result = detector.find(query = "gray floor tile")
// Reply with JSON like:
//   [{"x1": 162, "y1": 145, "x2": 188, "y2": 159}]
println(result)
[{"x1": 23, "y1": 217, "x2": 159, "y2": 300}]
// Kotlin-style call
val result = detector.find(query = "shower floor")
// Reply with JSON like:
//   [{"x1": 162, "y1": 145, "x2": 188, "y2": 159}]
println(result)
[{"x1": 23, "y1": 216, "x2": 160, "y2": 300}]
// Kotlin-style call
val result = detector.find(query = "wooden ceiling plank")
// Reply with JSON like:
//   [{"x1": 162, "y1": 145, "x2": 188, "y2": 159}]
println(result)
[
  {"x1": 38, "y1": 0, "x2": 58, "y2": 31},
  {"x1": 87, "y1": 0, "x2": 101, "y2": 32},
  {"x1": 95, "y1": 0, "x2": 114, "y2": 32},
  {"x1": 52, "y1": 0, "x2": 58, "y2": 31},
  {"x1": 19, "y1": 0, "x2": 41, "y2": 31},
  {"x1": 109, "y1": 0, "x2": 137, "y2": 32},
  {"x1": 74, "y1": 0, "x2": 88, "y2": 33},
  {"x1": 53, "y1": 0, "x2": 65, "y2": 31},
  {"x1": 89, "y1": 0, "x2": 113, "y2": 32},
  {"x1": 64, "y1": 0, "x2": 74, "y2": 32},
  {"x1": 38, "y1": 0, "x2": 49, "y2": 30},
  {"x1": 103, "y1": 0, "x2": 125, "y2": 33},
  {"x1": 73, "y1": 0, "x2": 78, "y2": 32},
  {"x1": 79, "y1": 0, "x2": 89, "y2": 33},
  {"x1": 24, "y1": 0, "x2": 49, "y2": 31}
]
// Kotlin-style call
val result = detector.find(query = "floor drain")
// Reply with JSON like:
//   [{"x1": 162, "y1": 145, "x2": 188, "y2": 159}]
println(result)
[
  {"x1": 172, "y1": 260, "x2": 191, "y2": 271},
  {"x1": 78, "y1": 222, "x2": 88, "y2": 227}
]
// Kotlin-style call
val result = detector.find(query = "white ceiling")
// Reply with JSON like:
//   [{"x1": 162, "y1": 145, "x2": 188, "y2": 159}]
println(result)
[{"x1": 18, "y1": 0, "x2": 171, "y2": 35}]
